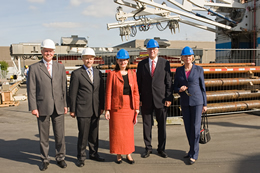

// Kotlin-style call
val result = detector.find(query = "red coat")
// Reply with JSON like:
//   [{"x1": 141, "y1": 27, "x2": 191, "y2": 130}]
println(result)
[{"x1": 105, "y1": 70, "x2": 140, "y2": 111}]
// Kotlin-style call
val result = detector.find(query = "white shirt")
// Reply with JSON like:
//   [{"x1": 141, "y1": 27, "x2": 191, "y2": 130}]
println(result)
[
  {"x1": 149, "y1": 56, "x2": 158, "y2": 73},
  {"x1": 43, "y1": 59, "x2": 53, "y2": 77},
  {"x1": 83, "y1": 65, "x2": 93, "y2": 80}
]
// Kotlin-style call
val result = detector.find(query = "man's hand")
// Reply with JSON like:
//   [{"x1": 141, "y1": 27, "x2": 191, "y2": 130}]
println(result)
[
  {"x1": 70, "y1": 112, "x2": 75, "y2": 118},
  {"x1": 165, "y1": 101, "x2": 171, "y2": 107},
  {"x1": 179, "y1": 86, "x2": 188, "y2": 92},
  {"x1": 64, "y1": 107, "x2": 68, "y2": 114},
  {"x1": 31, "y1": 109, "x2": 39, "y2": 118}
]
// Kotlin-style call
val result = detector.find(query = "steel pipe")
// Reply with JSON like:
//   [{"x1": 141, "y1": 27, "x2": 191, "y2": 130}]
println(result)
[
  {"x1": 170, "y1": 63, "x2": 255, "y2": 68},
  {"x1": 96, "y1": 65, "x2": 116, "y2": 69},
  {"x1": 206, "y1": 90, "x2": 260, "y2": 101},
  {"x1": 207, "y1": 100, "x2": 260, "y2": 114},
  {"x1": 97, "y1": 63, "x2": 256, "y2": 69},
  {"x1": 202, "y1": 66, "x2": 260, "y2": 74},
  {"x1": 173, "y1": 90, "x2": 260, "y2": 102},
  {"x1": 205, "y1": 78, "x2": 260, "y2": 87},
  {"x1": 195, "y1": 63, "x2": 255, "y2": 67},
  {"x1": 203, "y1": 70, "x2": 260, "y2": 74}
]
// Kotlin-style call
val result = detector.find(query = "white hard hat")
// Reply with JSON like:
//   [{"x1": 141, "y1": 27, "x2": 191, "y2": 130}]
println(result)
[
  {"x1": 82, "y1": 47, "x2": 95, "y2": 56},
  {"x1": 41, "y1": 39, "x2": 56, "y2": 49}
]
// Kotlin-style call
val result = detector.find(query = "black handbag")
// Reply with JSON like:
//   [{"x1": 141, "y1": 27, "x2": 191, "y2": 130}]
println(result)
[{"x1": 199, "y1": 112, "x2": 211, "y2": 144}]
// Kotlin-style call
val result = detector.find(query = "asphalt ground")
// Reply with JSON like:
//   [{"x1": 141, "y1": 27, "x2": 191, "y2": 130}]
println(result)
[{"x1": 0, "y1": 85, "x2": 260, "y2": 173}]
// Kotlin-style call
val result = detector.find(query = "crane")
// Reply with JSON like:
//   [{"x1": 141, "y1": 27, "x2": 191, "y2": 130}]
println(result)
[{"x1": 107, "y1": 0, "x2": 257, "y2": 46}]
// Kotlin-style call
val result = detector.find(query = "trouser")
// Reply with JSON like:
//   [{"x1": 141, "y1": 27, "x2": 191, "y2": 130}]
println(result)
[
  {"x1": 77, "y1": 115, "x2": 99, "y2": 161},
  {"x1": 37, "y1": 109, "x2": 65, "y2": 162},
  {"x1": 181, "y1": 105, "x2": 203, "y2": 160},
  {"x1": 141, "y1": 105, "x2": 168, "y2": 152}
]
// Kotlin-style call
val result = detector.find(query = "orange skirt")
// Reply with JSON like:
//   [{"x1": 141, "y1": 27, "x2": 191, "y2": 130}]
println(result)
[{"x1": 109, "y1": 95, "x2": 135, "y2": 154}]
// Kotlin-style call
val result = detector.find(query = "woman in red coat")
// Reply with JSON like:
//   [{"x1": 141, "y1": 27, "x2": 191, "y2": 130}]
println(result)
[{"x1": 105, "y1": 49, "x2": 140, "y2": 164}]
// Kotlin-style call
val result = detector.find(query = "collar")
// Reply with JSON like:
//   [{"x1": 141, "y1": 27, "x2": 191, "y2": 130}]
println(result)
[
  {"x1": 149, "y1": 56, "x2": 158, "y2": 64},
  {"x1": 83, "y1": 65, "x2": 93, "y2": 71},
  {"x1": 43, "y1": 59, "x2": 53, "y2": 65}
]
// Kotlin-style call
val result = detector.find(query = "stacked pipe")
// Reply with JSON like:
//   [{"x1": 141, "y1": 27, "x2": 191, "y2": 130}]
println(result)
[
  {"x1": 204, "y1": 76, "x2": 260, "y2": 114},
  {"x1": 174, "y1": 90, "x2": 260, "y2": 102},
  {"x1": 97, "y1": 63, "x2": 260, "y2": 115},
  {"x1": 172, "y1": 64, "x2": 259, "y2": 115},
  {"x1": 96, "y1": 63, "x2": 256, "y2": 70},
  {"x1": 207, "y1": 101, "x2": 260, "y2": 114},
  {"x1": 205, "y1": 78, "x2": 260, "y2": 87}
]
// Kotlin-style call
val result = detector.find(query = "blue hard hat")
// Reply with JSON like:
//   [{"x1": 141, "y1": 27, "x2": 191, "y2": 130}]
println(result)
[
  {"x1": 146, "y1": 39, "x2": 159, "y2": 48},
  {"x1": 116, "y1": 49, "x2": 130, "y2": 59},
  {"x1": 181, "y1": 46, "x2": 194, "y2": 56}
]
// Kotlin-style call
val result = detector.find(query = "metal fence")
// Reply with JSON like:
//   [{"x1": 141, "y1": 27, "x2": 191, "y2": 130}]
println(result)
[{"x1": 19, "y1": 48, "x2": 260, "y2": 116}]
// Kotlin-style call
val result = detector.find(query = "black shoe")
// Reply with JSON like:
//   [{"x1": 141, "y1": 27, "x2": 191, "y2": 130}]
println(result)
[
  {"x1": 39, "y1": 162, "x2": 49, "y2": 171},
  {"x1": 183, "y1": 155, "x2": 190, "y2": 158},
  {"x1": 76, "y1": 160, "x2": 85, "y2": 167},
  {"x1": 89, "y1": 155, "x2": 105, "y2": 162},
  {"x1": 141, "y1": 150, "x2": 152, "y2": 158},
  {"x1": 126, "y1": 157, "x2": 135, "y2": 164},
  {"x1": 115, "y1": 156, "x2": 122, "y2": 164},
  {"x1": 189, "y1": 158, "x2": 196, "y2": 165},
  {"x1": 158, "y1": 151, "x2": 168, "y2": 158},
  {"x1": 57, "y1": 160, "x2": 67, "y2": 168}
]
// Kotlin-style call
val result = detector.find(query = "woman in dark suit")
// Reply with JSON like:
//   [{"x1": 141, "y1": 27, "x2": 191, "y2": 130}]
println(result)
[
  {"x1": 173, "y1": 46, "x2": 207, "y2": 165},
  {"x1": 105, "y1": 49, "x2": 140, "y2": 164}
]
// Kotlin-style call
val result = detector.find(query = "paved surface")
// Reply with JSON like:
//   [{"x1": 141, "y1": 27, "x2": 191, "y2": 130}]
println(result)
[{"x1": 0, "y1": 85, "x2": 260, "y2": 173}]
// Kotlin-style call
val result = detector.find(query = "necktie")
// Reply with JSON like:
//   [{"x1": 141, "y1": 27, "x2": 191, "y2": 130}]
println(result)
[
  {"x1": 151, "y1": 60, "x2": 155, "y2": 77},
  {"x1": 47, "y1": 62, "x2": 51, "y2": 75},
  {"x1": 88, "y1": 68, "x2": 93, "y2": 83}
]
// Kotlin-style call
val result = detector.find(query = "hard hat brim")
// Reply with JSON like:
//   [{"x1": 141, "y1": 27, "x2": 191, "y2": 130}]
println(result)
[
  {"x1": 116, "y1": 57, "x2": 129, "y2": 59},
  {"x1": 82, "y1": 55, "x2": 96, "y2": 58}
]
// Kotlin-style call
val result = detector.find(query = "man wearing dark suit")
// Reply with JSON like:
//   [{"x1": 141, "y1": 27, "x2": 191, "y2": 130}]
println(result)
[
  {"x1": 27, "y1": 39, "x2": 67, "y2": 171},
  {"x1": 137, "y1": 39, "x2": 172, "y2": 158},
  {"x1": 69, "y1": 48, "x2": 105, "y2": 167}
]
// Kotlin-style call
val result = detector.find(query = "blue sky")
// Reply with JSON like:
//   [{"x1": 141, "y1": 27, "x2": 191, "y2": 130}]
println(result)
[{"x1": 0, "y1": 0, "x2": 215, "y2": 47}]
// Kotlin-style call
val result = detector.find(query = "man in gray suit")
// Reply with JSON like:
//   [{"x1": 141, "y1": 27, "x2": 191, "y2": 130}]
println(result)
[
  {"x1": 27, "y1": 39, "x2": 67, "y2": 171},
  {"x1": 69, "y1": 48, "x2": 105, "y2": 167}
]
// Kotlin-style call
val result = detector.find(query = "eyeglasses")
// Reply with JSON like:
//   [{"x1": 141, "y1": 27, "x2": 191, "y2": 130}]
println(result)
[{"x1": 184, "y1": 89, "x2": 192, "y2": 96}]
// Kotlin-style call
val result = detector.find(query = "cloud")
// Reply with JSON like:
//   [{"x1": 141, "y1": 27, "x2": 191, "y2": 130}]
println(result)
[
  {"x1": 69, "y1": 0, "x2": 116, "y2": 17},
  {"x1": 29, "y1": 5, "x2": 38, "y2": 11},
  {"x1": 81, "y1": 1, "x2": 116, "y2": 18},
  {"x1": 70, "y1": 0, "x2": 95, "y2": 6},
  {"x1": 70, "y1": 0, "x2": 82, "y2": 6},
  {"x1": 27, "y1": 0, "x2": 45, "y2": 3},
  {"x1": 42, "y1": 22, "x2": 81, "y2": 28}
]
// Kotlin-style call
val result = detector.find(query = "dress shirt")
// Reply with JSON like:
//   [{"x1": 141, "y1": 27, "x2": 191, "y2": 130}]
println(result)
[
  {"x1": 149, "y1": 56, "x2": 158, "y2": 73},
  {"x1": 43, "y1": 59, "x2": 52, "y2": 77},
  {"x1": 83, "y1": 65, "x2": 93, "y2": 81}
]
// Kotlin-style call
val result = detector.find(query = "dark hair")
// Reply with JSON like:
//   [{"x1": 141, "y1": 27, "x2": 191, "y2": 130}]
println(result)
[{"x1": 114, "y1": 59, "x2": 130, "y2": 71}]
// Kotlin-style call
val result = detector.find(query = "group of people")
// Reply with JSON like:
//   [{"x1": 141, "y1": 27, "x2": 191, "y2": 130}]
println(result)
[{"x1": 27, "y1": 38, "x2": 207, "y2": 171}]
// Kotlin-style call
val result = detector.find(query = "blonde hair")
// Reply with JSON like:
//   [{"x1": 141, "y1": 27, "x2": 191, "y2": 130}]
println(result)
[{"x1": 181, "y1": 55, "x2": 195, "y2": 62}]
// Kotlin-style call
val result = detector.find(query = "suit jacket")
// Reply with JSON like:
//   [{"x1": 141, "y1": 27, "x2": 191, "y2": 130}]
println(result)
[
  {"x1": 173, "y1": 64, "x2": 207, "y2": 107},
  {"x1": 69, "y1": 66, "x2": 104, "y2": 117},
  {"x1": 105, "y1": 70, "x2": 139, "y2": 111},
  {"x1": 27, "y1": 60, "x2": 67, "y2": 116},
  {"x1": 137, "y1": 57, "x2": 172, "y2": 109}
]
